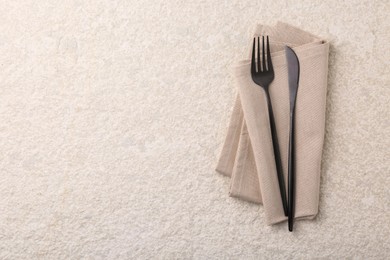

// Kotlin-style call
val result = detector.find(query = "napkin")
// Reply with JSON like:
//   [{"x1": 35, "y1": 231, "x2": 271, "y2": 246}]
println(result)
[{"x1": 216, "y1": 22, "x2": 329, "y2": 225}]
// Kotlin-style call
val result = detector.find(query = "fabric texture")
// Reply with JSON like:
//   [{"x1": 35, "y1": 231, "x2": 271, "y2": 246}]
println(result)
[{"x1": 216, "y1": 22, "x2": 329, "y2": 225}]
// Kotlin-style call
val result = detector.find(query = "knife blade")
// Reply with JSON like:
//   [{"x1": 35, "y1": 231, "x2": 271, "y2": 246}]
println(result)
[{"x1": 285, "y1": 46, "x2": 300, "y2": 232}]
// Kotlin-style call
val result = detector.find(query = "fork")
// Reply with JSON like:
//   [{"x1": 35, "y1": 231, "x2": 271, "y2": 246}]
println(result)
[{"x1": 251, "y1": 36, "x2": 288, "y2": 216}]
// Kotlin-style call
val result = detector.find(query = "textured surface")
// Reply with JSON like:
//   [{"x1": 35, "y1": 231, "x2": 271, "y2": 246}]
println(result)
[{"x1": 0, "y1": 0, "x2": 389, "y2": 259}]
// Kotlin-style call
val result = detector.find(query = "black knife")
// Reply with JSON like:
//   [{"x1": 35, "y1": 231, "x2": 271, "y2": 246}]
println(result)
[{"x1": 285, "y1": 46, "x2": 300, "y2": 232}]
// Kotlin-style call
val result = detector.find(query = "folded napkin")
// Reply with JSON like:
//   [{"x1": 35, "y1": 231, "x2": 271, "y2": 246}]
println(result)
[{"x1": 216, "y1": 22, "x2": 329, "y2": 225}]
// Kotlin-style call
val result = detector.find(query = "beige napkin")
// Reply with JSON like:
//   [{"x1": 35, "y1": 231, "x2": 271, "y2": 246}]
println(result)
[{"x1": 216, "y1": 22, "x2": 329, "y2": 225}]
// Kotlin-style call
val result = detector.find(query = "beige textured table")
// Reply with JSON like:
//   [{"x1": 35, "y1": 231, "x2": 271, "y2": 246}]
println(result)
[{"x1": 0, "y1": 0, "x2": 389, "y2": 259}]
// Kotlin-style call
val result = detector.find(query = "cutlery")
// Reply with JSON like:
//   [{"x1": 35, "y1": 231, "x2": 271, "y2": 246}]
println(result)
[
  {"x1": 251, "y1": 36, "x2": 288, "y2": 216},
  {"x1": 285, "y1": 46, "x2": 300, "y2": 232}
]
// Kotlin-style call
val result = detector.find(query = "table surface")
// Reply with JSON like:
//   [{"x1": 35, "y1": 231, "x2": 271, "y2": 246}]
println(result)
[{"x1": 0, "y1": 0, "x2": 389, "y2": 259}]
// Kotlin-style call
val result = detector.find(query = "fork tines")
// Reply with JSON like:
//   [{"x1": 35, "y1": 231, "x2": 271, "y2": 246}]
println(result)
[{"x1": 251, "y1": 35, "x2": 273, "y2": 74}]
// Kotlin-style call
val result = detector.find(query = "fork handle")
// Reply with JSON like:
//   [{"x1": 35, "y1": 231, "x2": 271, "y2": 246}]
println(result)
[{"x1": 265, "y1": 90, "x2": 288, "y2": 217}]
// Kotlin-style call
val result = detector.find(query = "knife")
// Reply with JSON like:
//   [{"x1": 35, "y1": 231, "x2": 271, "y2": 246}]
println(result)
[{"x1": 285, "y1": 46, "x2": 300, "y2": 232}]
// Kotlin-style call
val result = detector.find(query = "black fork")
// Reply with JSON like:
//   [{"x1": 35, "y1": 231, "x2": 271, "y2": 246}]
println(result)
[{"x1": 251, "y1": 36, "x2": 288, "y2": 216}]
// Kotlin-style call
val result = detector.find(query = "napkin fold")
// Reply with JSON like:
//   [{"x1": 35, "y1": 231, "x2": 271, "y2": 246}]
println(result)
[{"x1": 216, "y1": 22, "x2": 329, "y2": 225}]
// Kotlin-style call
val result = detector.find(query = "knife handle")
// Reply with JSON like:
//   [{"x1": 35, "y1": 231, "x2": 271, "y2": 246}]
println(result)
[
  {"x1": 288, "y1": 112, "x2": 296, "y2": 232},
  {"x1": 265, "y1": 90, "x2": 288, "y2": 217}
]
